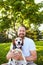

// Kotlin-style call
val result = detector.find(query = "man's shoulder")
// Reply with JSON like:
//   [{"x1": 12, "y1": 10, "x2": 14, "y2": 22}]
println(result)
[
  {"x1": 25, "y1": 37, "x2": 34, "y2": 44},
  {"x1": 25, "y1": 37, "x2": 33, "y2": 41}
]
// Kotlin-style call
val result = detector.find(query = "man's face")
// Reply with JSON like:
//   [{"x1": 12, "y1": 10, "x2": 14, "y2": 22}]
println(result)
[{"x1": 18, "y1": 27, "x2": 26, "y2": 38}]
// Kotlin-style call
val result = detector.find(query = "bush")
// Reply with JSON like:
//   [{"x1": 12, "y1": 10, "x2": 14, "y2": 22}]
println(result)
[{"x1": 0, "y1": 33, "x2": 12, "y2": 43}]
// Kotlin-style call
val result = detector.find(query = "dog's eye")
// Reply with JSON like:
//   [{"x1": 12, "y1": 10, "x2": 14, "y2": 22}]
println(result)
[
  {"x1": 16, "y1": 39, "x2": 17, "y2": 41},
  {"x1": 20, "y1": 39, "x2": 21, "y2": 41}
]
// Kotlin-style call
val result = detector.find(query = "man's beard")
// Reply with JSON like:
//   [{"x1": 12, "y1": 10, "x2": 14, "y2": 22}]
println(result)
[{"x1": 19, "y1": 34, "x2": 25, "y2": 39}]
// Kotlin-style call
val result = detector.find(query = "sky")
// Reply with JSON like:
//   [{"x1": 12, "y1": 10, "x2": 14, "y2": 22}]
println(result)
[
  {"x1": 38, "y1": 24, "x2": 43, "y2": 31},
  {"x1": 35, "y1": 0, "x2": 43, "y2": 4},
  {"x1": 35, "y1": 0, "x2": 43, "y2": 12}
]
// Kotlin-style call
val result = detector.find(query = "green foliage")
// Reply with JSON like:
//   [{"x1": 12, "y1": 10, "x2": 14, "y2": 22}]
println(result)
[
  {"x1": 26, "y1": 30, "x2": 39, "y2": 40},
  {"x1": 0, "y1": 32, "x2": 6, "y2": 43},
  {"x1": 0, "y1": 0, "x2": 43, "y2": 31},
  {"x1": 35, "y1": 41, "x2": 43, "y2": 46},
  {"x1": 0, "y1": 32, "x2": 12, "y2": 43}
]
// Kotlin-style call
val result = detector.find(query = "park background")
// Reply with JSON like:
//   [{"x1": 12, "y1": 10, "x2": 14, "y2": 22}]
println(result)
[{"x1": 0, "y1": 0, "x2": 43, "y2": 65}]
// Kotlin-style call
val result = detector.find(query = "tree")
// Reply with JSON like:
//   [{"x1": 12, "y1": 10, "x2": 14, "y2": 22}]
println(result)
[{"x1": 0, "y1": 0, "x2": 43, "y2": 32}]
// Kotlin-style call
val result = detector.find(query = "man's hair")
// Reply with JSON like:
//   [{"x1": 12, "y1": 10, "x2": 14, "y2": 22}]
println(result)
[{"x1": 18, "y1": 25, "x2": 26, "y2": 30}]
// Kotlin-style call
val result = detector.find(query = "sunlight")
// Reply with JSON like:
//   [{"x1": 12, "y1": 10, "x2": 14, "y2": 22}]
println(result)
[
  {"x1": 38, "y1": 24, "x2": 43, "y2": 31},
  {"x1": 35, "y1": 0, "x2": 43, "y2": 4},
  {"x1": 39, "y1": 8, "x2": 43, "y2": 12}
]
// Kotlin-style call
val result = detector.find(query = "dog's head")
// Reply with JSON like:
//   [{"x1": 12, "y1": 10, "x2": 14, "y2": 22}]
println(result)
[{"x1": 13, "y1": 37, "x2": 23, "y2": 49}]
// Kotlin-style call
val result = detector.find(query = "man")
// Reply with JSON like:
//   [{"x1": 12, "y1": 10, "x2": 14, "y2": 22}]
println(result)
[
  {"x1": 2, "y1": 26, "x2": 37, "y2": 65},
  {"x1": 17, "y1": 26, "x2": 37, "y2": 62}
]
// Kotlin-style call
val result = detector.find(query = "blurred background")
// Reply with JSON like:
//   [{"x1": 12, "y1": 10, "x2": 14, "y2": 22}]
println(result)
[{"x1": 0, "y1": 0, "x2": 43, "y2": 65}]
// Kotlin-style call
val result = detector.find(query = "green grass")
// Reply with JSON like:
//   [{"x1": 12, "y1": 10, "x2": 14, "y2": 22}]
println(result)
[
  {"x1": 0, "y1": 41, "x2": 43, "y2": 65},
  {"x1": 35, "y1": 41, "x2": 43, "y2": 65},
  {"x1": 0, "y1": 43, "x2": 11, "y2": 65}
]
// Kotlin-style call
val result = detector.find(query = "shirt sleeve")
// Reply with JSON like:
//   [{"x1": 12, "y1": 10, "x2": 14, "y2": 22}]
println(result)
[{"x1": 29, "y1": 39, "x2": 36, "y2": 51}]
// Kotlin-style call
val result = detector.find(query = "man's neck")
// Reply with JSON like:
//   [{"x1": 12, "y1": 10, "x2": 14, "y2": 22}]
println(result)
[{"x1": 21, "y1": 37, "x2": 25, "y2": 39}]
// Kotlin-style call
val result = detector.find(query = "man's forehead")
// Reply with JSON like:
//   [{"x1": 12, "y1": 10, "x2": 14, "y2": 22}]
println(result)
[
  {"x1": 18, "y1": 26, "x2": 26, "y2": 31},
  {"x1": 15, "y1": 37, "x2": 22, "y2": 40}
]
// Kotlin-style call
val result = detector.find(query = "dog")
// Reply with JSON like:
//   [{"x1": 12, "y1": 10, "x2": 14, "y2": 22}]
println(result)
[{"x1": 8, "y1": 37, "x2": 27, "y2": 65}]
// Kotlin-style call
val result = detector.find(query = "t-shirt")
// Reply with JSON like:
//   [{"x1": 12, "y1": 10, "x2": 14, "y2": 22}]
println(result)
[{"x1": 10, "y1": 37, "x2": 36, "y2": 57}]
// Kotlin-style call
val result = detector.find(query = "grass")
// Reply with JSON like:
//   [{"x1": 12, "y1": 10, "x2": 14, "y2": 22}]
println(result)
[
  {"x1": 0, "y1": 41, "x2": 43, "y2": 65},
  {"x1": 35, "y1": 41, "x2": 43, "y2": 65},
  {"x1": 0, "y1": 43, "x2": 11, "y2": 65}
]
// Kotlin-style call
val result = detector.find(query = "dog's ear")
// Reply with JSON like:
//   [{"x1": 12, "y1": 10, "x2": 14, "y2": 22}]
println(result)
[
  {"x1": 12, "y1": 39, "x2": 16, "y2": 49},
  {"x1": 21, "y1": 39, "x2": 23, "y2": 46},
  {"x1": 12, "y1": 39, "x2": 16, "y2": 46}
]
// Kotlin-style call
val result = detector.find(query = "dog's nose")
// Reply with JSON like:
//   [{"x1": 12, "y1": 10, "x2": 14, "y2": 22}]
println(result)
[{"x1": 18, "y1": 42, "x2": 20, "y2": 44}]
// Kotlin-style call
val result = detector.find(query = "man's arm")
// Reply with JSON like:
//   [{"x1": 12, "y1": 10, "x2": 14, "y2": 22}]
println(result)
[
  {"x1": 25, "y1": 50, "x2": 37, "y2": 62},
  {"x1": 6, "y1": 50, "x2": 23, "y2": 60},
  {"x1": 6, "y1": 50, "x2": 37, "y2": 61},
  {"x1": 6, "y1": 51, "x2": 11, "y2": 60},
  {"x1": 19, "y1": 50, "x2": 37, "y2": 62}
]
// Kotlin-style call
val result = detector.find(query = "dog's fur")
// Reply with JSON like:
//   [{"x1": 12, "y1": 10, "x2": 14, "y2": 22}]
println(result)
[{"x1": 8, "y1": 37, "x2": 27, "y2": 65}]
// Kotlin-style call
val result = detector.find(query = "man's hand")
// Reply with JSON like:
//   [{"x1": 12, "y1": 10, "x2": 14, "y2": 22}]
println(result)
[
  {"x1": 6, "y1": 50, "x2": 23, "y2": 60},
  {"x1": 6, "y1": 50, "x2": 14, "y2": 60},
  {"x1": 12, "y1": 51, "x2": 23, "y2": 60}
]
